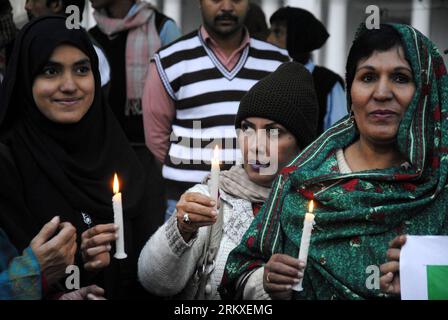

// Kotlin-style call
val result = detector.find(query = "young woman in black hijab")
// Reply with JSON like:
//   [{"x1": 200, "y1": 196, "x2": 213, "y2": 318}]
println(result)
[{"x1": 0, "y1": 16, "x2": 165, "y2": 299}]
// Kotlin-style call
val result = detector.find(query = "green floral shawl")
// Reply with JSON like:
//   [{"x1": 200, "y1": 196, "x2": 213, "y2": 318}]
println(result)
[{"x1": 220, "y1": 24, "x2": 448, "y2": 300}]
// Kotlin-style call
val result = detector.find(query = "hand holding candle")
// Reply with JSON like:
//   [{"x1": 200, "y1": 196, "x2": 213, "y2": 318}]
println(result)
[
  {"x1": 292, "y1": 200, "x2": 315, "y2": 292},
  {"x1": 112, "y1": 173, "x2": 127, "y2": 259}
]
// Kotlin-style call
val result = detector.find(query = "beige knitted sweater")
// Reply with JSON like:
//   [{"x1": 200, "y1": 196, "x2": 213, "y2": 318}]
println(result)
[{"x1": 137, "y1": 183, "x2": 269, "y2": 300}]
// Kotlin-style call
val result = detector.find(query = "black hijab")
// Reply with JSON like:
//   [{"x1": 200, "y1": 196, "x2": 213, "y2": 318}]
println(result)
[
  {"x1": 270, "y1": 7, "x2": 329, "y2": 63},
  {"x1": 0, "y1": 16, "x2": 163, "y2": 299}
]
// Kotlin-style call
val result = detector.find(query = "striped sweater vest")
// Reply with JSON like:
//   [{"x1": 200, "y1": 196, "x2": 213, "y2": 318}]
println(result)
[{"x1": 153, "y1": 30, "x2": 289, "y2": 197}]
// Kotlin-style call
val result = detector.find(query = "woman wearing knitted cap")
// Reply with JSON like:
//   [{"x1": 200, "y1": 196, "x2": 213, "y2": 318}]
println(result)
[
  {"x1": 267, "y1": 6, "x2": 347, "y2": 134},
  {"x1": 221, "y1": 23, "x2": 448, "y2": 300},
  {"x1": 138, "y1": 62, "x2": 319, "y2": 300}
]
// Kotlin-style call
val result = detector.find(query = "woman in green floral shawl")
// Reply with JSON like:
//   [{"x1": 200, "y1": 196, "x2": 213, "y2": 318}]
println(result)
[{"x1": 220, "y1": 23, "x2": 448, "y2": 300}]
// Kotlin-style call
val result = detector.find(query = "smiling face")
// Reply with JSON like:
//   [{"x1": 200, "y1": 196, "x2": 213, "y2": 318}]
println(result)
[
  {"x1": 350, "y1": 46, "x2": 416, "y2": 145},
  {"x1": 238, "y1": 117, "x2": 300, "y2": 187},
  {"x1": 200, "y1": 0, "x2": 249, "y2": 38},
  {"x1": 32, "y1": 44, "x2": 95, "y2": 124}
]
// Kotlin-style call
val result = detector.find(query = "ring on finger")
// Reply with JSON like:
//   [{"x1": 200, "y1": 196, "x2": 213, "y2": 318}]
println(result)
[{"x1": 183, "y1": 213, "x2": 191, "y2": 224}]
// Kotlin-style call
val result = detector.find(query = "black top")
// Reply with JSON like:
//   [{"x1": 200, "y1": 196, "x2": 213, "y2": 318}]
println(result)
[
  {"x1": 312, "y1": 66, "x2": 345, "y2": 135},
  {"x1": 0, "y1": 16, "x2": 164, "y2": 299},
  {"x1": 89, "y1": 11, "x2": 172, "y2": 144}
]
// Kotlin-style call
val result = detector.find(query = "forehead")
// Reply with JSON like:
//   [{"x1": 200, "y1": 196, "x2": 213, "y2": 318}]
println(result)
[
  {"x1": 27, "y1": 0, "x2": 47, "y2": 6},
  {"x1": 201, "y1": 0, "x2": 248, "y2": 6},
  {"x1": 357, "y1": 46, "x2": 411, "y2": 69},
  {"x1": 48, "y1": 44, "x2": 90, "y2": 63}
]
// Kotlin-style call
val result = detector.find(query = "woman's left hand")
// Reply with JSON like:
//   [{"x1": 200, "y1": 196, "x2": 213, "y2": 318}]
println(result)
[
  {"x1": 380, "y1": 235, "x2": 407, "y2": 295},
  {"x1": 263, "y1": 254, "x2": 305, "y2": 300},
  {"x1": 81, "y1": 224, "x2": 118, "y2": 271}
]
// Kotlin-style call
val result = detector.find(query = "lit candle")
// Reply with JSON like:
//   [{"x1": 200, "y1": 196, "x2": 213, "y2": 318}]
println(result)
[
  {"x1": 209, "y1": 146, "x2": 220, "y2": 208},
  {"x1": 112, "y1": 173, "x2": 127, "y2": 259},
  {"x1": 292, "y1": 200, "x2": 315, "y2": 292}
]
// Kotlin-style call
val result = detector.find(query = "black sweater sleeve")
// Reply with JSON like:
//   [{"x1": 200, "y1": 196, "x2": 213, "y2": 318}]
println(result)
[{"x1": 0, "y1": 143, "x2": 37, "y2": 251}]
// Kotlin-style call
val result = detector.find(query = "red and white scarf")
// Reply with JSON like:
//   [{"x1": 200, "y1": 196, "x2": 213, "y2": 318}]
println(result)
[{"x1": 94, "y1": 1, "x2": 161, "y2": 115}]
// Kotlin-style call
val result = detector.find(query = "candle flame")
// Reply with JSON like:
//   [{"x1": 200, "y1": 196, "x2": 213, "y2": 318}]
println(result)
[
  {"x1": 113, "y1": 173, "x2": 120, "y2": 194},
  {"x1": 308, "y1": 200, "x2": 314, "y2": 213}
]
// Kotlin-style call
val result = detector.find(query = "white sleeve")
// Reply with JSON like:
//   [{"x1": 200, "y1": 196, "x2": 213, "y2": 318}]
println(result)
[
  {"x1": 93, "y1": 45, "x2": 110, "y2": 87},
  {"x1": 137, "y1": 184, "x2": 210, "y2": 296}
]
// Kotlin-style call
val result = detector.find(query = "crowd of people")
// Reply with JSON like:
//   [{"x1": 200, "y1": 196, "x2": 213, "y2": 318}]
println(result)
[{"x1": 0, "y1": 0, "x2": 447, "y2": 301}]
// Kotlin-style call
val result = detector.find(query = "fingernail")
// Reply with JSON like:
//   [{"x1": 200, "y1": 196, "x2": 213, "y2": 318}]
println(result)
[
  {"x1": 211, "y1": 210, "x2": 218, "y2": 216},
  {"x1": 107, "y1": 245, "x2": 112, "y2": 250},
  {"x1": 299, "y1": 261, "x2": 306, "y2": 268},
  {"x1": 115, "y1": 233, "x2": 119, "y2": 239},
  {"x1": 210, "y1": 201, "x2": 216, "y2": 206},
  {"x1": 293, "y1": 278, "x2": 300, "y2": 283},
  {"x1": 298, "y1": 271, "x2": 304, "y2": 278},
  {"x1": 285, "y1": 285, "x2": 292, "y2": 290},
  {"x1": 51, "y1": 216, "x2": 60, "y2": 224},
  {"x1": 114, "y1": 224, "x2": 119, "y2": 230}
]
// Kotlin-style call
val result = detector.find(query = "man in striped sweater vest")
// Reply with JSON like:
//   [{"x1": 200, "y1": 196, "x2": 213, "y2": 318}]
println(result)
[{"x1": 142, "y1": 0, "x2": 289, "y2": 220}]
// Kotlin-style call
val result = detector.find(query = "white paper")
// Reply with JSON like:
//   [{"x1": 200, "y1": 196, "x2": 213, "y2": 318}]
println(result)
[{"x1": 400, "y1": 235, "x2": 448, "y2": 300}]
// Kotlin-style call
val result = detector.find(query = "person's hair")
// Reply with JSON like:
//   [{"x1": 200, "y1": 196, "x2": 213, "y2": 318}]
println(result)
[
  {"x1": 244, "y1": 2, "x2": 269, "y2": 40},
  {"x1": 46, "y1": 0, "x2": 86, "y2": 16},
  {"x1": 269, "y1": 7, "x2": 311, "y2": 64},
  {"x1": 269, "y1": 7, "x2": 288, "y2": 26},
  {"x1": 345, "y1": 24, "x2": 407, "y2": 106}
]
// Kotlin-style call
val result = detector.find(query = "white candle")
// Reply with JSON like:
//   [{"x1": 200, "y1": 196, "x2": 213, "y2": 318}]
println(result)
[
  {"x1": 209, "y1": 146, "x2": 220, "y2": 208},
  {"x1": 292, "y1": 200, "x2": 315, "y2": 292},
  {"x1": 112, "y1": 173, "x2": 127, "y2": 259}
]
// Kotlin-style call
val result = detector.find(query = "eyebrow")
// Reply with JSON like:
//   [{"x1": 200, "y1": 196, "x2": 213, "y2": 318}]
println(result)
[
  {"x1": 241, "y1": 120, "x2": 255, "y2": 128},
  {"x1": 43, "y1": 61, "x2": 61, "y2": 68},
  {"x1": 73, "y1": 59, "x2": 91, "y2": 66},
  {"x1": 265, "y1": 123, "x2": 283, "y2": 130},
  {"x1": 356, "y1": 65, "x2": 413, "y2": 73}
]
